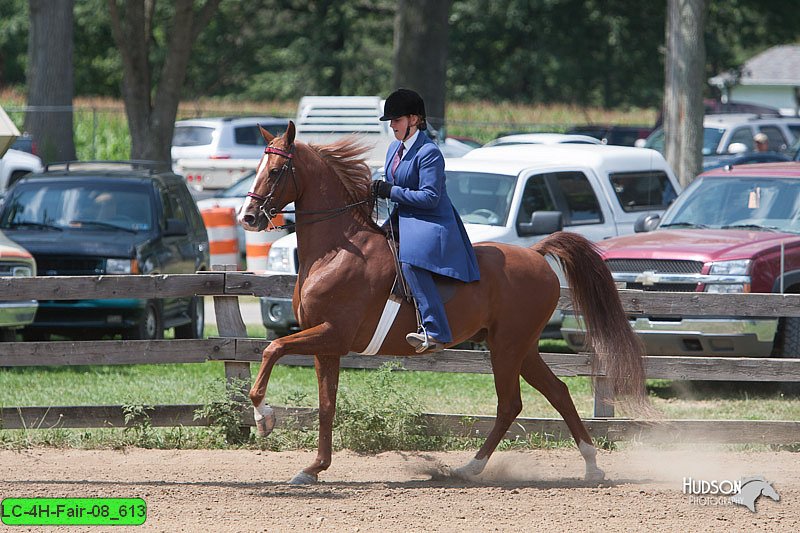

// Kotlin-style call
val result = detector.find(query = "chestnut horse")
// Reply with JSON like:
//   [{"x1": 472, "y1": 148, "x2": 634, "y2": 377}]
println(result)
[{"x1": 239, "y1": 122, "x2": 647, "y2": 484}]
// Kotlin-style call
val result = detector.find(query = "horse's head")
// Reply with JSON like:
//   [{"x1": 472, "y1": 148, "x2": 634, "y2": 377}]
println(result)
[{"x1": 238, "y1": 121, "x2": 297, "y2": 232}]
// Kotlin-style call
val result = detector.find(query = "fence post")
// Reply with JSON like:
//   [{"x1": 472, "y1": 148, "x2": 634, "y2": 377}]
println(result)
[
  {"x1": 593, "y1": 377, "x2": 615, "y2": 418},
  {"x1": 212, "y1": 264, "x2": 252, "y2": 442}
]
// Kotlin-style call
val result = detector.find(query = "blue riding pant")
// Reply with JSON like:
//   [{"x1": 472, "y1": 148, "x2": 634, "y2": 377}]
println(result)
[{"x1": 401, "y1": 262, "x2": 452, "y2": 343}]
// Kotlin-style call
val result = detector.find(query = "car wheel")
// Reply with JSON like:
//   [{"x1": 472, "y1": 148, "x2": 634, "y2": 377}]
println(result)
[
  {"x1": 174, "y1": 296, "x2": 205, "y2": 339},
  {"x1": 776, "y1": 316, "x2": 800, "y2": 395},
  {"x1": 124, "y1": 300, "x2": 163, "y2": 340}
]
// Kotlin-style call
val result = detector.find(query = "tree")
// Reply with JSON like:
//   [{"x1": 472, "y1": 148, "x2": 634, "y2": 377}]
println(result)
[
  {"x1": 393, "y1": 0, "x2": 451, "y2": 134},
  {"x1": 106, "y1": 0, "x2": 220, "y2": 162},
  {"x1": 25, "y1": 0, "x2": 75, "y2": 163},
  {"x1": 664, "y1": 0, "x2": 707, "y2": 187}
]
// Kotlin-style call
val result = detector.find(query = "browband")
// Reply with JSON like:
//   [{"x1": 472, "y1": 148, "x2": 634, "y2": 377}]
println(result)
[{"x1": 264, "y1": 146, "x2": 294, "y2": 158}]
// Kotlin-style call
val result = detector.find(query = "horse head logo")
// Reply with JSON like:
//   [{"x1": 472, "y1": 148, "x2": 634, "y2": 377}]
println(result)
[{"x1": 730, "y1": 476, "x2": 780, "y2": 513}]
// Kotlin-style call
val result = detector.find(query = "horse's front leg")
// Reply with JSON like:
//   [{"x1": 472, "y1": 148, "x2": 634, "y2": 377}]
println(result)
[
  {"x1": 249, "y1": 322, "x2": 347, "y2": 438},
  {"x1": 289, "y1": 354, "x2": 341, "y2": 485}
]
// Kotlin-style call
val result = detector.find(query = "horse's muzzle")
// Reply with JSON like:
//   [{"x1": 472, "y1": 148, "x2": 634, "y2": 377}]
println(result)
[{"x1": 239, "y1": 207, "x2": 269, "y2": 232}]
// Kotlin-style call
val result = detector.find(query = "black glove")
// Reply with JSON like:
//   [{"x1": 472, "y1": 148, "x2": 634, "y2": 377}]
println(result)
[{"x1": 371, "y1": 180, "x2": 393, "y2": 199}]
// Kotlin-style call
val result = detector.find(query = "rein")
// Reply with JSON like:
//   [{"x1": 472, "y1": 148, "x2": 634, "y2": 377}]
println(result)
[{"x1": 247, "y1": 144, "x2": 375, "y2": 231}]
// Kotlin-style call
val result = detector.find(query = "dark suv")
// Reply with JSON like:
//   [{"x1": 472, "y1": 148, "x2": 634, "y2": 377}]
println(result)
[{"x1": 0, "y1": 161, "x2": 210, "y2": 340}]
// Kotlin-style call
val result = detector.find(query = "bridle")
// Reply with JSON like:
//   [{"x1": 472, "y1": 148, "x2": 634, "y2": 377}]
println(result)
[
  {"x1": 246, "y1": 143, "x2": 375, "y2": 230},
  {"x1": 246, "y1": 145, "x2": 297, "y2": 229}
]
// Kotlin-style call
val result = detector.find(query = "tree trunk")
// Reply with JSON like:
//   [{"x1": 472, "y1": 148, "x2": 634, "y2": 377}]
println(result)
[
  {"x1": 392, "y1": 0, "x2": 452, "y2": 136},
  {"x1": 107, "y1": 0, "x2": 220, "y2": 163},
  {"x1": 25, "y1": 0, "x2": 75, "y2": 164},
  {"x1": 664, "y1": 0, "x2": 707, "y2": 188}
]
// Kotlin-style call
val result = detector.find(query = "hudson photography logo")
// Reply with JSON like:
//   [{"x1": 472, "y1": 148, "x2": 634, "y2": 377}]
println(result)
[{"x1": 682, "y1": 476, "x2": 781, "y2": 512}]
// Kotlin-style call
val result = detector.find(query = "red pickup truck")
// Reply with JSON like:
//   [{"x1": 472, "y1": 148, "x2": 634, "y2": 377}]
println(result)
[{"x1": 561, "y1": 162, "x2": 800, "y2": 361}]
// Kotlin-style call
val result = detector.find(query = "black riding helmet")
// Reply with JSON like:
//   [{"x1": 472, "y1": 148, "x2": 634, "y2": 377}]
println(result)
[{"x1": 380, "y1": 88, "x2": 427, "y2": 130}]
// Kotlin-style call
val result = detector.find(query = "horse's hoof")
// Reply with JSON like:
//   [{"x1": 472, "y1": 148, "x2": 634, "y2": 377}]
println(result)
[
  {"x1": 254, "y1": 403, "x2": 275, "y2": 437},
  {"x1": 585, "y1": 467, "x2": 606, "y2": 482},
  {"x1": 288, "y1": 471, "x2": 318, "y2": 485},
  {"x1": 452, "y1": 457, "x2": 488, "y2": 480}
]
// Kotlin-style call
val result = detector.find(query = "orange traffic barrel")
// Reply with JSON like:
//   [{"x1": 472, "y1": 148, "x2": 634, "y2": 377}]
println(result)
[
  {"x1": 246, "y1": 214, "x2": 288, "y2": 272},
  {"x1": 200, "y1": 207, "x2": 239, "y2": 268}
]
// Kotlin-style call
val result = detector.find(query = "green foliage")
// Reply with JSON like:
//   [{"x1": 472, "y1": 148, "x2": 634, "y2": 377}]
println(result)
[
  {"x1": 0, "y1": 0, "x2": 28, "y2": 87},
  {"x1": 4, "y1": 0, "x2": 798, "y2": 108},
  {"x1": 122, "y1": 403, "x2": 157, "y2": 448},
  {"x1": 193, "y1": 378, "x2": 249, "y2": 445},
  {"x1": 333, "y1": 362, "x2": 431, "y2": 452},
  {"x1": 73, "y1": 108, "x2": 130, "y2": 160}
]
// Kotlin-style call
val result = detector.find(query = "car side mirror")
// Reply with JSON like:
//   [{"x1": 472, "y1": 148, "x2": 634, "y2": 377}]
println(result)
[
  {"x1": 634, "y1": 213, "x2": 660, "y2": 233},
  {"x1": 517, "y1": 211, "x2": 563, "y2": 237},
  {"x1": 164, "y1": 218, "x2": 188, "y2": 236}
]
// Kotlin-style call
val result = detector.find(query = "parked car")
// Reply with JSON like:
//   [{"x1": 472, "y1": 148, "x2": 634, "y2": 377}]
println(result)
[
  {"x1": 10, "y1": 133, "x2": 37, "y2": 156},
  {"x1": 561, "y1": 162, "x2": 800, "y2": 365},
  {"x1": 702, "y1": 150, "x2": 791, "y2": 171},
  {"x1": 566, "y1": 125, "x2": 654, "y2": 146},
  {"x1": 784, "y1": 136, "x2": 800, "y2": 161},
  {"x1": 644, "y1": 114, "x2": 800, "y2": 157},
  {"x1": 0, "y1": 148, "x2": 44, "y2": 192},
  {"x1": 171, "y1": 116, "x2": 290, "y2": 162},
  {"x1": 484, "y1": 133, "x2": 602, "y2": 147},
  {"x1": 259, "y1": 144, "x2": 681, "y2": 337},
  {"x1": 0, "y1": 161, "x2": 210, "y2": 340},
  {"x1": 438, "y1": 136, "x2": 479, "y2": 158},
  {"x1": 0, "y1": 229, "x2": 37, "y2": 341}
]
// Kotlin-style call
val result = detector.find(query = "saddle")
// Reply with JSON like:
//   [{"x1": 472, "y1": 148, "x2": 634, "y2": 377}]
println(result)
[{"x1": 385, "y1": 233, "x2": 459, "y2": 306}]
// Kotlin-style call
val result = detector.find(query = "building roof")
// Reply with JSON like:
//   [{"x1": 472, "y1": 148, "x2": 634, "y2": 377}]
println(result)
[{"x1": 709, "y1": 44, "x2": 800, "y2": 87}]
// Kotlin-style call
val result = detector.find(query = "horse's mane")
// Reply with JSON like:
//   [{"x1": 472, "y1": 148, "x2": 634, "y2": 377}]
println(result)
[{"x1": 306, "y1": 137, "x2": 380, "y2": 230}]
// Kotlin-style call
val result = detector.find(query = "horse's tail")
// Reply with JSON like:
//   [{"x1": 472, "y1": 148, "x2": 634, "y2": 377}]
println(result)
[{"x1": 532, "y1": 231, "x2": 650, "y2": 414}]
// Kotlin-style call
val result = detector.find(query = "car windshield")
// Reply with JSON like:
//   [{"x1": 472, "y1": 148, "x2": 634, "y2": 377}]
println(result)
[
  {"x1": 445, "y1": 171, "x2": 517, "y2": 226},
  {"x1": 172, "y1": 126, "x2": 214, "y2": 147},
  {"x1": 645, "y1": 127, "x2": 726, "y2": 155},
  {"x1": 0, "y1": 182, "x2": 153, "y2": 232},
  {"x1": 659, "y1": 176, "x2": 800, "y2": 233}
]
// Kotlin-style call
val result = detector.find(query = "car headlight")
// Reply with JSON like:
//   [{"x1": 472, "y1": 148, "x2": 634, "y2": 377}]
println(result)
[
  {"x1": 11, "y1": 265, "x2": 33, "y2": 277},
  {"x1": 709, "y1": 260, "x2": 750, "y2": 275},
  {"x1": 265, "y1": 247, "x2": 294, "y2": 273},
  {"x1": 706, "y1": 260, "x2": 751, "y2": 293},
  {"x1": 705, "y1": 283, "x2": 747, "y2": 293},
  {"x1": 106, "y1": 258, "x2": 138, "y2": 274}
]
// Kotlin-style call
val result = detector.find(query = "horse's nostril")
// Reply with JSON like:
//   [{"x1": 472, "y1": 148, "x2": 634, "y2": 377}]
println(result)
[{"x1": 243, "y1": 214, "x2": 255, "y2": 225}]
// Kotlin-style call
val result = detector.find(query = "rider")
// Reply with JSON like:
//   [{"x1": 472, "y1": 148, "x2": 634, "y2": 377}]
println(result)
[{"x1": 371, "y1": 88, "x2": 480, "y2": 353}]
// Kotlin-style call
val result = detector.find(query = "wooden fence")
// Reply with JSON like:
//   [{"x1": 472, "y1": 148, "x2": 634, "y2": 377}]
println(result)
[{"x1": 1, "y1": 270, "x2": 800, "y2": 445}]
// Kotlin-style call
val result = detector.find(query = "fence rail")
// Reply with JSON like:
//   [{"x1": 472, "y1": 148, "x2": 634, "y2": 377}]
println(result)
[{"x1": 1, "y1": 272, "x2": 799, "y2": 445}]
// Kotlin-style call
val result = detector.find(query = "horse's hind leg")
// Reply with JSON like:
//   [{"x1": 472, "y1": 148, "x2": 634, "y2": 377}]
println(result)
[
  {"x1": 520, "y1": 349, "x2": 605, "y2": 481},
  {"x1": 453, "y1": 346, "x2": 525, "y2": 479}
]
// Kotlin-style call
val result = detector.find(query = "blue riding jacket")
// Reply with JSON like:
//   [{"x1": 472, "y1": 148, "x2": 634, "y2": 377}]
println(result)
[{"x1": 384, "y1": 131, "x2": 480, "y2": 282}]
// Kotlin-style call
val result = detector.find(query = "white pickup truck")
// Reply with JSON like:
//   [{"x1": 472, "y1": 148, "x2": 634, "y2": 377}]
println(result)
[
  {"x1": 257, "y1": 143, "x2": 682, "y2": 337},
  {"x1": 1, "y1": 106, "x2": 43, "y2": 192}
]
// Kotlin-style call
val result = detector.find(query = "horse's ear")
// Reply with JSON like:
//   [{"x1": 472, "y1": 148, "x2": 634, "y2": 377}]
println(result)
[
  {"x1": 259, "y1": 124, "x2": 275, "y2": 143},
  {"x1": 286, "y1": 120, "x2": 296, "y2": 145}
]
